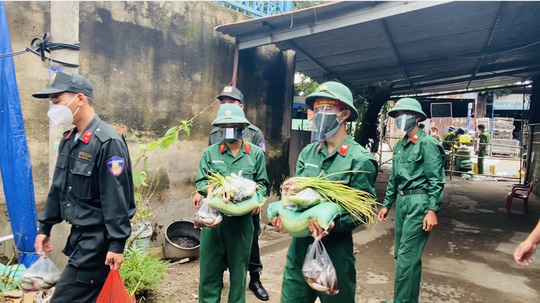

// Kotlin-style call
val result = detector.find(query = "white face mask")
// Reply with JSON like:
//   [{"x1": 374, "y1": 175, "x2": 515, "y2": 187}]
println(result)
[{"x1": 47, "y1": 94, "x2": 80, "y2": 126}]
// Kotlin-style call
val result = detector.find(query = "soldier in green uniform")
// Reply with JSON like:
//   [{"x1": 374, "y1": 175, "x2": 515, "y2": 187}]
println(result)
[
  {"x1": 195, "y1": 103, "x2": 269, "y2": 303},
  {"x1": 32, "y1": 72, "x2": 136, "y2": 303},
  {"x1": 378, "y1": 98, "x2": 446, "y2": 303},
  {"x1": 193, "y1": 86, "x2": 269, "y2": 300},
  {"x1": 272, "y1": 81, "x2": 378, "y2": 303},
  {"x1": 442, "y1": 127, "x2": 464, "y2": 151},
  {"x1": 475, "y1": 124, "x2": 490, "y2": 174}
]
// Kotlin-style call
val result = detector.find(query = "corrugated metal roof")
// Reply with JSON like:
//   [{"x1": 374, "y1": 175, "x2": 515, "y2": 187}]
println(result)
[{"x1": 215, "y1": 1, "x2": 540, "y2": 96}]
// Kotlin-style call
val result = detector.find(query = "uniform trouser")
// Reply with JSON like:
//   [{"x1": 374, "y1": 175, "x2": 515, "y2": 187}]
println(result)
[
  {"x1": 280, "y1": 231, "x2": 356, "y2": 303},
  {"x1": 478, "y1": 155, "x2": 485, "y2": 175},
  {"x1": 393, "y1": 193, "x2": 430, "y2": 303},
  {"x1": 52, "y1": 227, "x2": 110, "y2": 303},
  {"x1": 199, "y1": 213, "x2": 254, "y2": 303},
  {"x1": 249, "y1": 214, "x2": 263, "y2": 274}
]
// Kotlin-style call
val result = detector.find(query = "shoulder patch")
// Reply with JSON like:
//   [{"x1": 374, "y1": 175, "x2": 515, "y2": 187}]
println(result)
[{"x1": 107, "y1": 156, "x2": 125, "y2": 177}]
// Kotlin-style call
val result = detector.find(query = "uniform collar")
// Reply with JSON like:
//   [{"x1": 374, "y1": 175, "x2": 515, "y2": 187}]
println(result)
[
  {"x1": 219, "y1": 140, "x2": 250, "y2": 155},
  {"x1": 316, "y1": 136, "x2": 352, "y2": 157},
  {"x1": 402, "y1": 128, "x2": 426, "y2": 145},
  {"x1": 67, "y1": 114, "x2": 100, "y2": 144}
]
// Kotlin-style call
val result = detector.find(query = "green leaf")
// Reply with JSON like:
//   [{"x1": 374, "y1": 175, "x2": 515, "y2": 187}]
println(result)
[
  {"x1": 171, "y1": 129, "x2": 179, "y2": 145},
  {"x1": 134, "y1": 192, "x2": 142, "y2": 203},
  {"x1": 160, "y1": 139, "x2": 172, "y2": 150},
  {"x1": 148, "y1": 141, "x2": 159, "y2": 151}
]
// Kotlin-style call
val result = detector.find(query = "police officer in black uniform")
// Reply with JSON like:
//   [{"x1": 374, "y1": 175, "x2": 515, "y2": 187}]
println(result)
[
  {"x1": 192, "y1": 86, "x2": 269, "y2": 301},
  {"x1": 33, "y1": 72, "x2": 136, "y2": 303}
]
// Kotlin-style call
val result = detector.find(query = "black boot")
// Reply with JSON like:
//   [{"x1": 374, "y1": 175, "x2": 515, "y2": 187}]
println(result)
[{"x1": 249, "y1": 272, "x2": 269, "y2": 301}]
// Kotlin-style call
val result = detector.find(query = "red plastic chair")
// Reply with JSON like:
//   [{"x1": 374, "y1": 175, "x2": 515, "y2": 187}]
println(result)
[{"x1": 506, "y1": 180, "x2": 537, "y2": 214}]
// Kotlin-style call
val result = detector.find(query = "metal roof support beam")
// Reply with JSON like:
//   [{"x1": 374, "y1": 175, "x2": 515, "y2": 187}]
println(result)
[
  {"x1": 236, "y1": 1, "x2": 453, "y2": 50},
  {"x1": 392, "y1": 66, "x2": 540, "y2": 92},
  {"x1": 287, "y1": 41, "x2": 343, "y2": 83},
  {"x1": 380, "y1": 19, "x2": 417, "y2": 95},
  {"x1": 466, "y1": 2, "x2": 503, "y2": 90},
  {"x1": 391, "y1": 84, "x2": 529, "y2": 99}
]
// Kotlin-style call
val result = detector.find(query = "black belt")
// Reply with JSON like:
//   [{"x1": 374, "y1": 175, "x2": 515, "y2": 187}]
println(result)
[{"x1": 398, "y1": 189, "x2": 428, "y2": 196}]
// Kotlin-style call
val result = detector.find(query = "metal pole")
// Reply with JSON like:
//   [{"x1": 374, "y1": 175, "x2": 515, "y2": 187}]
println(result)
[{"x1": 231, "y1": 41, "x2": 239, "y2": 86}]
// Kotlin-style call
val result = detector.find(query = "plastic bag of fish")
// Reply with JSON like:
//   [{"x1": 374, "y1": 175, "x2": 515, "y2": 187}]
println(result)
[
  {"x1": 20, "y1": 257, "x2": 62, "y2": 292},
  {"x1": 194, "y1": 198, "x2": 223, "y2": 228},
  {"x1": 302, "y1": 238, "x2": 339, "y2": 295}
]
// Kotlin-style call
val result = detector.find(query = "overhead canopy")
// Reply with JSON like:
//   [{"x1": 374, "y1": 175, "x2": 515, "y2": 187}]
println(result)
[{"x1": 216, "y1": 1, "x2": 540, "y2": 96}]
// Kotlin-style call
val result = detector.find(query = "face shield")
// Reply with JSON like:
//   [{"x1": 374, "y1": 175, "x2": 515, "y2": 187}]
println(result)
[
  {"x1": 310, "y1": 105, "x2": 344, "y2": 142},
  {"x1": 219, "y1": 126, "x2": 244, "y2": 143}
]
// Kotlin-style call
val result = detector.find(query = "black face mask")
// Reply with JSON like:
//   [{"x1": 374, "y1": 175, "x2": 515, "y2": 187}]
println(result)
[{"x1": 220, "y1": 127, "x2": 244, "y2": 142}]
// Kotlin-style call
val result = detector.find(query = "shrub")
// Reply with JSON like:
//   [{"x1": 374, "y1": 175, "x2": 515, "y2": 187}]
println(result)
[{"x1": 120, "y1": 247, "x2": 168, "y2": 296}]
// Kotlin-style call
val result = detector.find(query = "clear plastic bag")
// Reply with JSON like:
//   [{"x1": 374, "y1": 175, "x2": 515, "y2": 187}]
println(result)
[
  {"x1": 194, "y1": 198, "x2": 223, "y2": 228},
  {"x1": 228, "y1": 170, "x2": 257, "y2": 201},
  {"x1": 20, "y1": 257, "x2": 62, "y2": 292},
  {"x1": 283, "y1": 188, "x2": 324, "y2": 210},
  {"x1": 302, "y1": 238, "x2": 339, "y2": 295}
]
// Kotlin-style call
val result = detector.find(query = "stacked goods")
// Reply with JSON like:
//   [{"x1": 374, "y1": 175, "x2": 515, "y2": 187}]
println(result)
[
  {"x1": 454, "y1": 146, "x2": 473, "y2": 172},
  {"x1": 194, "y1": 199, "x2": 223, "y2": 228},
  {"x1": 268, "y1": 171, "x2": 378, "y2": 237},
  {"x1": 267, "y1": 202, "x2": 345, "y2": 237},
  {"x1": 206, "y1": 171, "x2": 265, "y2": 216}
]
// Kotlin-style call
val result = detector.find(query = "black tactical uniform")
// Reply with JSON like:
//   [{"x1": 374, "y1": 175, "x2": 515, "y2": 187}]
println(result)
[{"x1": 39, "y1": 115, "x2": 136, "y2": 302}]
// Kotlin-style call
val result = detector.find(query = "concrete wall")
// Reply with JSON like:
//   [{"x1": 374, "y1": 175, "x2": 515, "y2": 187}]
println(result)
[{"x1": 2, "y1": 1, "x2": 294, "y2": 261}]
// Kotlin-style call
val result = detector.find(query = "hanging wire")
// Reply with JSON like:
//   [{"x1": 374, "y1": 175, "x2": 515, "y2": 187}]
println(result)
[{"x1": 0, "y1": 32, "x2": 80, "y2": 68}]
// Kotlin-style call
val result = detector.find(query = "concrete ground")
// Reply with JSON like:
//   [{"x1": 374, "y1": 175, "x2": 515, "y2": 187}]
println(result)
[{"x1": 149, "y1": 161, "x2": 540, "y2": 302}]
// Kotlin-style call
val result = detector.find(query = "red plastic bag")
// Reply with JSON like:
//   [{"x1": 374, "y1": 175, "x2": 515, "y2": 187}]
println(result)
[{"x1": 96, "y1": 269, "x2": 136, "y2": 303}]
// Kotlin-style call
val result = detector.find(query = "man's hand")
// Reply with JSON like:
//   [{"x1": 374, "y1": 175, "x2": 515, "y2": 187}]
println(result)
[
  {"x1": 378, "y1": 207, "x2": 389, "y2": 221},
  {"x1": 309, "y1": 220, "x2": 334, "y2": 240},
  {"x1": 192, "y1": 192, "x2": 203, "y2": 210},
  {"x1": 514, "y1": 239, "x2": 538, "y2": 266},
  {"x1": 272, "y1": 216, "x2": 283, "y2": 231},
  {"x1": 423, "y1": 210, "x2": 438, "y2": 232},
  {"x1": 34, "y1": 234, "x2": 53, "y2": 257},
  {"x1": 252, "y1": 206, "x2": 261, "y2": 216},
  {"x1": 105, "y1": 252, "x2": 124, "y2": 270}
]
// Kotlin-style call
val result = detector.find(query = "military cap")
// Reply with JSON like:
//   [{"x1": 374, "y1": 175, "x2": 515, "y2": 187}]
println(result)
[{"x1": 33, "y1": 71, "x2": 93, "y2": 99}]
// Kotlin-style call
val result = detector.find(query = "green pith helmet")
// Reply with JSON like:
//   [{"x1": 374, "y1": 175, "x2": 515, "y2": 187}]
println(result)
[
  {"x1": 388, "y1": 97, "x2": 427, "y2": 122},
  {"x1": 305, "y1": 81, "x2": 358, "y2": 122},
  {"x1": 212, "y1": 103, "x2": 251, "y2": 126}
]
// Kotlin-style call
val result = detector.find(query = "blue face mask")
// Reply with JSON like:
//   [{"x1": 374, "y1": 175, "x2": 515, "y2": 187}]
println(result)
[{"x1": 396, "y1": 114, "x2": 416, "y2": 132}]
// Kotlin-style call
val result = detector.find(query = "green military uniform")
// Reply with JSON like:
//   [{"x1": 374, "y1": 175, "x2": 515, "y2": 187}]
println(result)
[
  {"x1": 478, "y1": 131, "x2": 490, "y2": 174},
  {"x1": 441, "y1": 131, "x2": 457, "y2": 151},
  {"x1": 196, "y1": 103, "x2": 269, "y2": 303},
  {"x1": 210, "y1": 123, "x2": 266, "y2": 279},
  {"x1": 383, "y1": 129, "x2": 445, "y2": 303},
  {"x1": 38, "y1": 115, "x2": 136, "y2": 303},
  {"x1": 280, "y1": 136, "x2": 378, "y2": 303}
]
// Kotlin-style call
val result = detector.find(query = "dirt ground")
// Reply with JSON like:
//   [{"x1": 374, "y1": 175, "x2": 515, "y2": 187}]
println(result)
[{"x1": 145, "y1": 167, "x2": 540, "y2": 303}]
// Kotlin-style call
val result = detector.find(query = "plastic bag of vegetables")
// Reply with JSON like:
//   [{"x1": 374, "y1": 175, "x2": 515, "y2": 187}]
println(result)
[
  {"x1": 302, "y1": 238, "x2": 339, "y2": 295},
  {"x1": 20, "y1": 256, "x2": 62, "y2": 292},
  {"x1": 282, "y1": 188, "x2": 325, "y2": 210},
  {"x1": 194, "y1": 198, "x2": 223, "y2": 228},
  {"x1": 267, "y1": 201, "x2": 344, "y2": 237},
  {"x1": 208, "y1": 171, "x2": 258, "y2": 203},
  {"x1": 280, "y1": 171, "x2": 378, "y2": 225}
]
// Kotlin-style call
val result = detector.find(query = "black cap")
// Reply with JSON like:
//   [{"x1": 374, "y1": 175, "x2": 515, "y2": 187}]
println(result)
[
  {"x1": 217, "y1": 86, "x2": 243, "y2": 104},
  {"x1": 33, "y1": 71, "x2": 93, "y2": 99}
]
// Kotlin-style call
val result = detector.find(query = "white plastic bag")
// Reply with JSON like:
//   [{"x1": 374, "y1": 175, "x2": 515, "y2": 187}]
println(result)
[
  {"x1": 283, "y1": 188, "x2": 324, "y2": 210},
  {"x1": 228, "y1": 170, "x2": 257, "y2": 201},
  {"x1": 302, "y1": 238, "x2": 339, "y2": 295},
  {"x1": 20, "y1": 257, "x2": 62, "y2": 292},
  {"x1": 194, "y1": 198, "x2": 223, "y2": 228}
]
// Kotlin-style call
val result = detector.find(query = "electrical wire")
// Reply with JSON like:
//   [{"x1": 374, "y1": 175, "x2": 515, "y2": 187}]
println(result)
[{"x1": 0, "y1": 32, "x2": 80, "y2": 67}]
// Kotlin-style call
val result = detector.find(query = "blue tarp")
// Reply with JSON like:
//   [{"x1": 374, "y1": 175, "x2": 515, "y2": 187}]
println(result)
[{"x1": 0, "y1": 1, "x2": 39, "y2": 267}]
